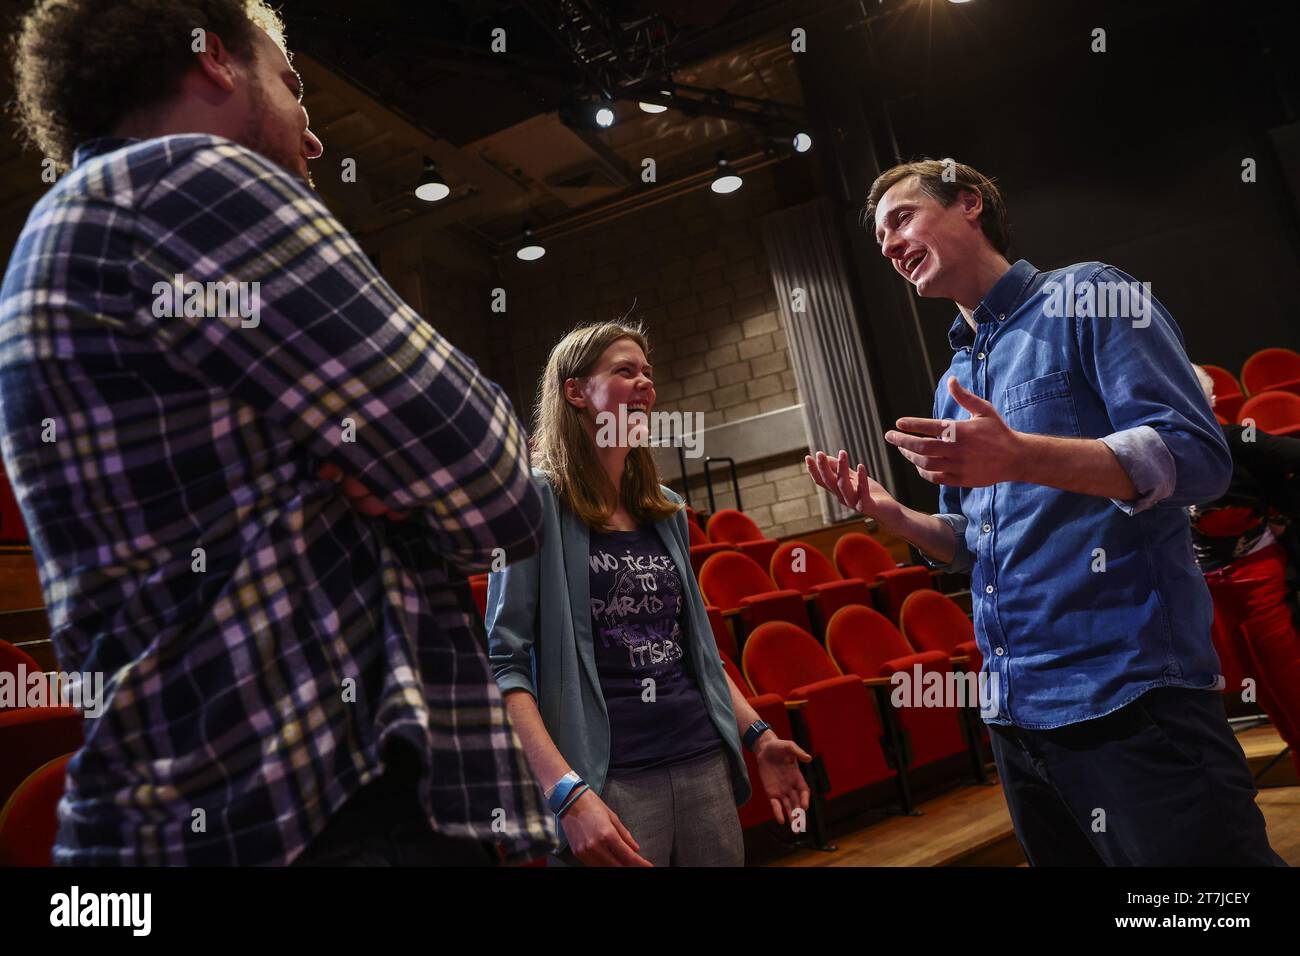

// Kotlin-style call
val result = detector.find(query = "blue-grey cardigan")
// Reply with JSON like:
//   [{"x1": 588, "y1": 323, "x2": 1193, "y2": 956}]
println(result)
[{"x1": 485, "y1": 470, "x2": 751, "y2": 845}]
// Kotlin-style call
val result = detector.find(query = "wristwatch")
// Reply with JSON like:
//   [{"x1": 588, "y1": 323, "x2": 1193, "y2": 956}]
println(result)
[{"x1": 742, "y1": 719, "x2": 773, "y2": 753}]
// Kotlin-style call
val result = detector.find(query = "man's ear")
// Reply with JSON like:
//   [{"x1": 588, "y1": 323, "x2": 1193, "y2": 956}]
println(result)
[
  {"x1": 193, "y1": 31, "x2": 240, "y2": 95},
  {"x1": 563, "y1": 377, "x2": 587, "y2": 409},
  {"x1": 959, "y1": 187, "x2": 983, "y2": 222}
]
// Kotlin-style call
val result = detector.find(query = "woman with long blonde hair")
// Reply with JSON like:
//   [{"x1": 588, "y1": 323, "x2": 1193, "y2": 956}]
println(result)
[{"x1": 486, "y1": 320, "x2": 810, "y2": 866}]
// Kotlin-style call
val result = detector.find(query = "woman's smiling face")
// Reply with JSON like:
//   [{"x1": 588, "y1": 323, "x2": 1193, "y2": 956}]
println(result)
[{"x1": 566, "y1": 337, "x2": 656, "y2": 444}]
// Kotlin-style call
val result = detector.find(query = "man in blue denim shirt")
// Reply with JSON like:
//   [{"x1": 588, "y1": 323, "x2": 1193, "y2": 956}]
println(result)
[{"x1": 808, "y1": 158, "x2": 1284, "y2": 865}]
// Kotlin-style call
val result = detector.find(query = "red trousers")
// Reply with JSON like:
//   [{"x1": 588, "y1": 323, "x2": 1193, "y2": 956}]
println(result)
[{"x1": 1205, "y1": 543, "x2": 1300, "y2": 777}]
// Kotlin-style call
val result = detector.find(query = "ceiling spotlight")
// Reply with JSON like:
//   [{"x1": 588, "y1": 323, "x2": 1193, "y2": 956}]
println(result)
[
  {"x1": 710, "y1": 154, "x2": 743, "y2": 194},
  {"x1": 595, "y1": 105, "x2": 615, "y2": 128},
  {"x1": 516, "y1": 225, "x2": 546, "y2": 262},
  {"x1": 793, "y1": 132, "x2": 813, "y2": 153},
  {"x1": 638, "y1": 90, "x2": 672, "y2": 113},
  {"x1": 415, "y1": 158, "x2": 449, "y2": 202}
]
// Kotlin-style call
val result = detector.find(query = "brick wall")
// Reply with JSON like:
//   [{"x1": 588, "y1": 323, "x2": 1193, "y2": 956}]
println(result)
[
  {"x1": 678, "y1": 455, "x2": 827, "y2": 541},
  {"x1": 382, "y1": 164, "x2": 827, "y2": 540}
]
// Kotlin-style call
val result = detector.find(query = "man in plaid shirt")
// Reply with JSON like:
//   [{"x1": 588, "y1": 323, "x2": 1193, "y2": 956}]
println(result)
[{"x1": 1, "y1": 0, "x2": 557, "y2": 864}]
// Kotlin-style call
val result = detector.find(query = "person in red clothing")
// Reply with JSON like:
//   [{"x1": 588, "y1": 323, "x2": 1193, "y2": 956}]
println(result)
[{"x1": 1191, "y1": 365, "x2": 1300, "y2": 776}]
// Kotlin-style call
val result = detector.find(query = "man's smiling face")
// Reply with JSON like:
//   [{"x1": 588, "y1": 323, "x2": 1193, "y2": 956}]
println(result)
[{"x1": 874, "y1": 174, "x2": 984, "y2": 300}]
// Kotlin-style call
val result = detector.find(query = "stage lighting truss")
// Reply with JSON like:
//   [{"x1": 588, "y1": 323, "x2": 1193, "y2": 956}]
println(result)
[{"x1": 522, "y1": 0, "x2": 809, "y2": 146}]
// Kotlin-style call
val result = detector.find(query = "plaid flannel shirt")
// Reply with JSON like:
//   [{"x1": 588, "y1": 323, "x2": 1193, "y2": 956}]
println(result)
[{"x1": 0, "y1": 134, "x2": 558, "y2": 864}]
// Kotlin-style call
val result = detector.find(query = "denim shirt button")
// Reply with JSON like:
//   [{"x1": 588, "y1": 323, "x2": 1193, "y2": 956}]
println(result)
[
  {"x1": 995, "y1": 646, "x2": 1005, "y2": 657},
  {"x1": 977, "y1": 351, "x2": 986, "y2": 360},
  {"x1": 985, "y1": 584, "x2": 994, "y2": 594},
  {"x1": 998, "y1": 313, "x2": 1006, "y2": 322},
  {"x1": 982, "y1": 523, "x2": 991, "y2": 533}
]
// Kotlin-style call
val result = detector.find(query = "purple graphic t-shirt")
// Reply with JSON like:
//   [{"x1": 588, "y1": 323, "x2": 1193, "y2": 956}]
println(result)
[{"x1": 588, "y1": 524, "x2": 723, "y2": 773}]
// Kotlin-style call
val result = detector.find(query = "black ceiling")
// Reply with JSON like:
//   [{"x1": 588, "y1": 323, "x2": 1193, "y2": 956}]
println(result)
[
  {"x1": 274, "y1": 0, "x2": 810, "y2": 146},
  {"x1": 268, "y1": 0, "x2": 1300, "y2": 148}
]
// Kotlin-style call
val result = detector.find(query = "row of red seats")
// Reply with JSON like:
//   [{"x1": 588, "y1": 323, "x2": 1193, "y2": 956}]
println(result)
[
  {"x1": 697, "y1": 536, "x2": 940, "y2": 645},
  {"x1": 729, "y1": 606, "x2": 989, "y2": 842},
  {"x1": 1218, "y1": 390, "x2": 1300, "y2": 436},
  {"x1": 1207, "y1": 347, "x2": 1300, "y2": 403},
  {"x1": 1202, "y1": 348, "x2": 1300, "y2": 424},
  {"x1": 679, "y1": 513, "x2": 992, "y2": 839},
  {"x1": 687, "y1": 506, "x2": 779, "y2": 575}
]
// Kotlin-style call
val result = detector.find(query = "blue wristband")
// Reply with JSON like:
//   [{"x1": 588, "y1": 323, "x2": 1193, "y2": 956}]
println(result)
[
  {"x1": 556, "y1": 783, "x2": 589, "y2": 818},
  {"x1": 546, "y1": 772, "x2": 584, "y2": 815}
]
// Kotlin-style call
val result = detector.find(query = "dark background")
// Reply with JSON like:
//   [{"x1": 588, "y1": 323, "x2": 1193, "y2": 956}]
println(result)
[{"x1": 793, "y1": 0, "x2": 1300, "y2": 505}]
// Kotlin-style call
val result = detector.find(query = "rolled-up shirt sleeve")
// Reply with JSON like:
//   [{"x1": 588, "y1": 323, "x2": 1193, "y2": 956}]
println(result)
[
  {"x1": 1076, "y1": 265, "x2": 1232, "y2": 512},
  {"x1": 911, "y1": 460, "x2": 975, "y2": 573},
  {"x1": 911, "y1": 511, "x2": 974, "y2": 574},
  {"x1": 1099, "y1": 424, "x2": 1177, "y2": 515}
]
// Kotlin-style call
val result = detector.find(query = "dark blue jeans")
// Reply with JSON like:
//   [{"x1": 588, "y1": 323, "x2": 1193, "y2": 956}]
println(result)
[
  {"x1": 291, "y1": 742, "x2": 499, "y2": 867},
  {"x1": 988, "y1": 686, "x2": 1286, "y2": 866}
]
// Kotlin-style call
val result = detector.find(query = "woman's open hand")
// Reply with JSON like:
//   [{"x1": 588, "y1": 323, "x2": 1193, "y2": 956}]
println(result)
[{"x1": 560, "y1": 789, "x2": 654, "y2": 867}]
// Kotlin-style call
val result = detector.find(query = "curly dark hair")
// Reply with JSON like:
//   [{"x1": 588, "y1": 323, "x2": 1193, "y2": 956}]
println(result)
[{"x1": 11, "y1": 0, "x2": 286, "y2": 170}]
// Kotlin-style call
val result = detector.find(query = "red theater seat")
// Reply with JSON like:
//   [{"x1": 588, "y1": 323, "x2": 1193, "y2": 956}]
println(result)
[
  {"x1": 0, "y1": 753, "x2": 71, "y2": 866},
  {"x1": 705, "y1": 605, "x2": 739, "y2": 661},
  {"x1": 0, "y1": 464, "x2": 27, "y2": 544},
  {"x1": 826, "y1": 605, "x2": 970, "y2": 771},
  {"x1": 1201, "y1": 364, "x2": 1245, "y2": 422},
  {"x1": 1, "y1": 641, "x2": 41, "y2": 707},
  {"x1": 469, "y1": 574, "x2": 489, "y2": 620},
  {"x1": 720, "y1": 651, "x2": 752, "y2": 696},
  {"x1": 873, "y1": 566, "x2": 934, "y2": 622},
  {"x1": 0, "y1": 706, "x2": 83, "y2": 810},
  {"x1": 770, "y1": 540, "x2": 872, "y2": 624},
  {"x1": 689, "y1": 542, "x2": 733, "y2": 577},
  {"x1": 698, "y1": 551, "x2": 810, "y2": 633},
  {"x1": 706, "y1": 508, "x2": 764, "y2": 544},
  {"x1": 735, "y1": 539, "x2": 780, "y2": 574},
  {"x1": 832, "y1": 532, "x2": 897, "y2": 582},
  {"x1": 1241, "y1": 347, "x2": 1300, "y2": 398},
  {"x1": 1236, "y1": 390, "x2": 1300, "y2": 436},
  {"x1": 742, "y1": 621, "x2": 895, "y2": 803},
  {"x1": 706, "y1": 509, "x2": 779, "y2": 576},
  {"x1": 833, "y1": 532, "x2": 934, "y2": 621},
  {"x1": 898, "y1": 589, "x2": 983, "y2": 674},
  {"x1": 687, "y1": 515, "x2": 709, "y2": 547}
]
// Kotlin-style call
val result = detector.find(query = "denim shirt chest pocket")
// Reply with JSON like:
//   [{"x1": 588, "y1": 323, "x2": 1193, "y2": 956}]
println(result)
[{"x1": 1001, "y1": 370, "x2": 1081, "y2": 437}]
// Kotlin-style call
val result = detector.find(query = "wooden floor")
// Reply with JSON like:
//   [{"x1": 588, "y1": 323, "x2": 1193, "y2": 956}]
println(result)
[{"x1": 765, "y1": 725, "x2": 1299, "y2": 867}]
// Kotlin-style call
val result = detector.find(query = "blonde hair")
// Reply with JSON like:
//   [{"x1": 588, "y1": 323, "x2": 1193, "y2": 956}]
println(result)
[{"x1": 531, "y1": 321, "x2": 680, "y2": 530}]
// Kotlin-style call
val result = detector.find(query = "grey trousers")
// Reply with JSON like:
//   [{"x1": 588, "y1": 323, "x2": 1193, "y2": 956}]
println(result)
[{"x1": 550, "y1": 748, "x2": 744, "y2": 867}]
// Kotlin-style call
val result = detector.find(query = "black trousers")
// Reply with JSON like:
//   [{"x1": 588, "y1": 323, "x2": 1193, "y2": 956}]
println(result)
[
  {"x1": 291, "y1": 742, "x2": 499, "y2": 867},
  {"x1": 988, "y1": 686, "x2": 1286, "y2": 866}
]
